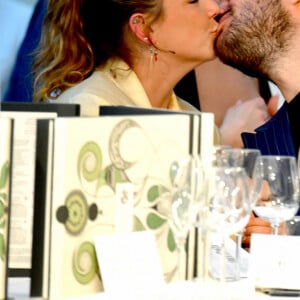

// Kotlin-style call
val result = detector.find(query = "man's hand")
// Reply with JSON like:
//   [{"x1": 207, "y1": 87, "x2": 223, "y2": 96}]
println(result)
[{"x1": 242, "y1": 211, "x2": 287, "y2": 251}]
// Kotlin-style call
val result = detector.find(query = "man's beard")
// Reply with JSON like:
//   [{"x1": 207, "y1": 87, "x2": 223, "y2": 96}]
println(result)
[{"x1": 215, "y1": 0, "x2": 293, "y2": 79}]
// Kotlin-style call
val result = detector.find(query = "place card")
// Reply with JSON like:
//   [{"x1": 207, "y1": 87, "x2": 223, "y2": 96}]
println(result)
[
  {"x1": 94, "y1": 231, "x2": 165, "y2": 293},
  {"x1": 249, "y1": 233, "x2": 300, "y2": 290}
]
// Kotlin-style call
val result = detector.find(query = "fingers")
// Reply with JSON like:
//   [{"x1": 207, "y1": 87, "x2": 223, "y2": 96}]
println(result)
[
  {"x1": 242, "y1": 95, "x2": 278, "y2": 120},
  {"x1": 251, "y1": 97, "x2": 269, "y2": 118},
  {"x1": 267, "y1": 95, "x2": 279, "y2": 116},
  {"x1": 257, "y1": 180, "x2": 271, "y2": 203},
  {"x1": 235, "y1": 97, "x2": 266, "y2": 110},
  {"x1": 236, "y1": 97, "x2": 269, "y2": 121},
  {"x1": 220, "y1": 96, "x2": 271, "y2": 147}
]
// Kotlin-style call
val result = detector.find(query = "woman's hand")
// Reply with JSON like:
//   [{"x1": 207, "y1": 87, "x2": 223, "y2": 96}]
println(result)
[{"x1": 220, "y1": 95, "x2": 278, "y2": 148}]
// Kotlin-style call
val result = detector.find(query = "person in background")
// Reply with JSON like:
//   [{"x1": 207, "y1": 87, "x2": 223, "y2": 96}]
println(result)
[
  {"x1": 4, "y1": 0, "x2": 46, "y2": 102},
  {"x1": 215, "y1": 0, "x2": 300, "y2": 248},
  {"x1": 0, "y1": 0, "x2": 34, "y2": 100},
  {"x1": 176, "y1": 62, "x2": 279, "y2": 148},
  {"x1": 194, "y1": 58, "x2": 279, "y2": 128}
]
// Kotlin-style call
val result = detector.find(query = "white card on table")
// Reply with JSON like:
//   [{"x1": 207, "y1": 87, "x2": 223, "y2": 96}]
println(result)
[
  {"x1": 94, "y1": 231, "x2": 165, "y2": 293},
  {"x1": 249, "y1": 233, "x2": 300, "y2": 290}
]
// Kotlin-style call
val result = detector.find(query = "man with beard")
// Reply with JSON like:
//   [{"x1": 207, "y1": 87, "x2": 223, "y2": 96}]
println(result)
[
  {"x1": 215, "y1": 0, "x2": 300, "y2": 157},
  {"x1": 215, "y1": 0, "x2": 300, "y2": 248}
]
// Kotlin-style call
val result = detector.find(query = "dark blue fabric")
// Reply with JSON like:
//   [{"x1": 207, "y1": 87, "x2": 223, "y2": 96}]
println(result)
[
  {"x1": 287, "y1": 93, "x2": 300, "y2": 156},
  {"x1": 242, "y1": 97, "x2": 300, "y2": 215},
  {"x1": 242, "y1": 102, "x2": 296, "y2": 156},
  {"x1": 4, "y1": 0, "x2": 46, "y2": 102}
]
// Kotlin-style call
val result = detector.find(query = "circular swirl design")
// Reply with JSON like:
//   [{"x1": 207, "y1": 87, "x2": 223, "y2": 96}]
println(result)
[
  {"x1": 72, "y1": 241, "x2": 98, "y2": 284},
  {"x1": 109, "y1": 119, "x2": 140, "y2": 170},
  {"x1": 64, "y1": 190, "x2": 88, "y2": 235},
  {"x1": 78, "y1": 141, "x2": 102, "y2": 182}
]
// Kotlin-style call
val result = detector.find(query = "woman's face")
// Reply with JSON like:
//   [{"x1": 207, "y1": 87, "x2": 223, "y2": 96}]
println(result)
[{"x1": 149, "y1": 0, "x2": 221, "y2": 65}]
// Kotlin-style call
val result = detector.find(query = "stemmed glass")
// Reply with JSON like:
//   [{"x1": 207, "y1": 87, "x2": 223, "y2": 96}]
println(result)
[
  {"x1": 213, "y1": 148, "x2": 263, "y2": 280},
  {"x1": 205, "y1": 166, "x2": 252, "y2": 282},
  {"x1": 167, "y1": 155, "x2": 204, "y2": 281},
  {"x1": 212, "y1": 148, "x2": 262, "y2": 207},
  {"x1": 253, "y1": 155, "x2": 300, "y2": 235},
  {"x1": 286, "y1": 149, "x2": 300, "y2": 233}
]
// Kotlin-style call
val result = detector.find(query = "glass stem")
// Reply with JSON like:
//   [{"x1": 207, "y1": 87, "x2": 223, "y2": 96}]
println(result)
[
  {"x1": 220, "y1": 236, "x2": 226, "y2": 284},
  {"x1": 234, "y1": 231, "x2": 243, "y2": 280},
  {"x1": 177, "y1": 238, "x2": 186, "y2": 281},
  {"x1": 271, "y1": 223, "x2": 279, "y2": 235}
]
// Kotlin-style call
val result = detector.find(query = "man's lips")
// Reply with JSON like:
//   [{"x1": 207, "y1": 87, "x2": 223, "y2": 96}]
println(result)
[
  {"x1": 215, "y1": 9, "x2": 231, "y2": 25},
  {"x1": 214, "y1": 9, "x2": 231, "y2": 37}
]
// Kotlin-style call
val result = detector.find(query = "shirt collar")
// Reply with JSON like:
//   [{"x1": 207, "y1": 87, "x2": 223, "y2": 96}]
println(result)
[{"x1": 99, "y1": 57, "x2": 182, "y2": 110}]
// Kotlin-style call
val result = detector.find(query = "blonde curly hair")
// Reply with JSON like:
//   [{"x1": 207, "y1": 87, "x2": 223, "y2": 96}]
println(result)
[{"x1": 33, "y1": 0, "x2": 162, "y2": 101}]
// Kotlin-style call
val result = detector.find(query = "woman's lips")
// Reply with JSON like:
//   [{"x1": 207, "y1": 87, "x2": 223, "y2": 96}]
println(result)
[
  {"x1": 215, "y1": 10, "x2": 231, "y2": 36},
  {"x1": 216, "y1": 9, "x2": 231, "y2": 25}
]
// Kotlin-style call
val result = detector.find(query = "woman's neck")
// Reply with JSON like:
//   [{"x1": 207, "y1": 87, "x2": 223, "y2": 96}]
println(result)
[{"x1": 132, "y1": 56, "x2": 195, "y2": 108}]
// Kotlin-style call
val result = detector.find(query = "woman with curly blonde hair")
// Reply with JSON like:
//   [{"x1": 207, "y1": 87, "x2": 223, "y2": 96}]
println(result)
[{"x1": 33, "y1": 0, "x2": 222, "y2": 116}]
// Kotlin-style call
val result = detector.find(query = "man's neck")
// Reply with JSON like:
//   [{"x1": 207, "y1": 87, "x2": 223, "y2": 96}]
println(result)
[{"x1": 269, "y1": 44, "x2": 300, "y2": 102}]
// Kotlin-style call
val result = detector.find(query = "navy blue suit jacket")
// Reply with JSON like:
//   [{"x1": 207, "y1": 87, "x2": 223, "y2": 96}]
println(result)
[
  {"x1": 242, "y1": 93, "x2": 300, "y2": 157},
  {"x1": 242, "y1": 93, "x2": 300, "y2": 215}
]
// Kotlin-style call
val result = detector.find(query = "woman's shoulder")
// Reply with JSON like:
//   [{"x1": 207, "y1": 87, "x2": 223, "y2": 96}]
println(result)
[
  {"x1": 53, "y1": 71, "x2": 135, "y2": 116},
  {"x1": 59, "y1": 71, "x2": 114, "y2": 98},
  {"x1": 177, "y1": 97, "x2": 199, "y2": 112}
]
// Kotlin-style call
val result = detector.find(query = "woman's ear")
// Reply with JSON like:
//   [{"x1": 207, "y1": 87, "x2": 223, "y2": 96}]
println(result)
[{"x1": 129, "y1": 14, "x2": 151, "y2": 45}]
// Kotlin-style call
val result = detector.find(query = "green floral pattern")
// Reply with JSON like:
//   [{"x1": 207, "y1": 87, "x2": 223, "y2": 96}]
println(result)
[
  {"x1": 0, "y1": 161, "x2": 9, "y2": 262},
  {"x1": 76, "y1": 142, "x2": 178, "y2": 253},
  {"x1": 61, "y1": 121, "x2": 182, "y2": 284}
]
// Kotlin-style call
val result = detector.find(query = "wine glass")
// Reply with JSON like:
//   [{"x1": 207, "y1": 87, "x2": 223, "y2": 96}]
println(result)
[
  {"x1": 285, "y1": 149, "x2": 300, "y2": 236},
  {"x1": 167, "y1": 155, "x2": 204, "y2": 281},
  {"x1": 286, "y1": 216, "x2": 300, "y2": 235},
  {"x1": 192, "y1": 145, "x2": 233, "y2": 282},
  {"x1": 213, "y1": 148, "x2": 262, "y2": 203},
  {"x1": 253, "y1": 155, "x2": 300, "y2": 235},
  {"x1": 213, "y1": 148, "x2": 263, "y2": 280},
  {"x1": 205, "y1": 166, "x2": 252, "y2": 282}
]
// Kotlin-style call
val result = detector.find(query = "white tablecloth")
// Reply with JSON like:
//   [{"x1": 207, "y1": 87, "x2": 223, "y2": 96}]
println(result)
[{"x1": 8, "y1": 278, "x2": 300, "y2": 300}]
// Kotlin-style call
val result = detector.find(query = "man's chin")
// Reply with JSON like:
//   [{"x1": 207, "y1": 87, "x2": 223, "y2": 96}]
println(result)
[
  {"x1": 214, "y1": 34, "x2": 227, "y2": 58},
  {"x1": 214, "y1": 41, "x2": 241, "y2": 71}
]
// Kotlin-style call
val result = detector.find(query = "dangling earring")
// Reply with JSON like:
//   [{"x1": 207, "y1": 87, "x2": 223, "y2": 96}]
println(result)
[{"x1": 149, "y1": 47, "x2": 158, "y2": 62}]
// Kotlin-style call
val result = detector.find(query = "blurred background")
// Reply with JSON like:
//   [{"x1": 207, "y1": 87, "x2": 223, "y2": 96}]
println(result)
[{"x1": 0, "y1": 0, "x2": 37, "y2": 99}]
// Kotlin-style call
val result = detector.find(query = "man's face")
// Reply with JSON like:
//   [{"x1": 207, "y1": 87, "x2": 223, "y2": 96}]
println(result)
[{"x1": 215, "y1": 0, "x2": 293, "y2": 78}]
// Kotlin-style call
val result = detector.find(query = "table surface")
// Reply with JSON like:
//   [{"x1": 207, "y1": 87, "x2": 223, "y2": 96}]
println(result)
[{"x1": 7, "y1": 278, "x2": 300, "y2": 300}]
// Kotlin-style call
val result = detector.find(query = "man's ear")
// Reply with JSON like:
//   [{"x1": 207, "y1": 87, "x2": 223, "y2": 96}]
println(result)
[{"x1": 128, "y1": 14, "x2": 152, "y2": 45}]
